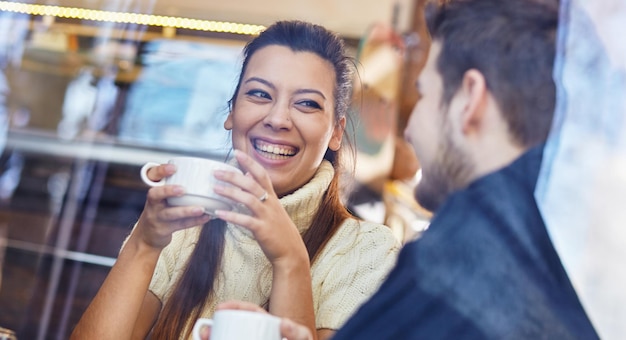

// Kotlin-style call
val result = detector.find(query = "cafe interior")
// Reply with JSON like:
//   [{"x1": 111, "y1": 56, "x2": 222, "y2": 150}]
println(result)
[{"x1": 0, "y1": 0, "x2": 435, "y2": 338}]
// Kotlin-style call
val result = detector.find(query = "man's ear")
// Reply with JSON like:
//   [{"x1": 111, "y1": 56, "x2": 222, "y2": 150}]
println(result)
[
  {"x1": 459, "y1": 69, "x2": 488, "y2": 134},
  {"x1": 224, "y1": 112, "x2": 233, "y2": 130},
  {"x1": 329, "y1": 116, "x2": 346, "y2": 151}
]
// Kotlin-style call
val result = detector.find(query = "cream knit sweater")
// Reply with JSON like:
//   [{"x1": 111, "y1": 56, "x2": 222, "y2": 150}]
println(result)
[{"x1": 148, "y1": 161, "x2": 400, "y2": 336}]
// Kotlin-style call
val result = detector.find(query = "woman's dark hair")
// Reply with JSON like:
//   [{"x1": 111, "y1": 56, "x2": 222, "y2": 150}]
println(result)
[
  {"x1": 151, "y1": 20, "x2": 355, "y2": 339},
  {"x1": 426, "y1": 0, "x2": 558, "y2": 147}
]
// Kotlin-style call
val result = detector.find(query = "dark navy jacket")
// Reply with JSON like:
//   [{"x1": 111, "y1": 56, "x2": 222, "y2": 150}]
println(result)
[{"x1": 333, "y1": 146, "x2": 598, "y2": 339}]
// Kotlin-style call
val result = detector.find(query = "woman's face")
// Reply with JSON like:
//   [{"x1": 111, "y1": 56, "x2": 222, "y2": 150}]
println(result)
[{"x1": 224, "y1": 45, "x2": 345, "y2": 197}]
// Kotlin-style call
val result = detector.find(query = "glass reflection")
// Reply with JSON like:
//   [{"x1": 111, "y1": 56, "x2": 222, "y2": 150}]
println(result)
[
  {"x1": 117, "y1": 39, "x2": 239, "y2": 153},
  {"x1": 0, "y1": 2, "x2": 246, "y2": 338}
]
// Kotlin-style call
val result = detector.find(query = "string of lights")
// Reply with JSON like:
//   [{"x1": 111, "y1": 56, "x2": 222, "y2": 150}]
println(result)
[{"x1": 0, "y1": 1, "x2": 265, "y2": 36}]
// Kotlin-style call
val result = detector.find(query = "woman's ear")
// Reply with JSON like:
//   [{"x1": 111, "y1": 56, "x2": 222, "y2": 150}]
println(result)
[
  {"x1": 224, "y1": 112, "x2": 234, "y2": 130},
  {"x1": 329, "y1": 116, "x2": 346, "y2": 151}
]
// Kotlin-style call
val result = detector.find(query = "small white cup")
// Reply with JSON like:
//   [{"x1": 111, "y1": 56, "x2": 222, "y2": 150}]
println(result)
[
  {"x1": 140, "y1": 157, "x2": 243, "y2": 216},
  {"x1": 192, "y1": 310, "x2": 282, "y2": 340}
]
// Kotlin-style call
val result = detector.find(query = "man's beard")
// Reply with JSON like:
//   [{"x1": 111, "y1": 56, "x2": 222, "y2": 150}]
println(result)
[{"x1": 414, "y1": 127, "x2": 475, "y2": 213}]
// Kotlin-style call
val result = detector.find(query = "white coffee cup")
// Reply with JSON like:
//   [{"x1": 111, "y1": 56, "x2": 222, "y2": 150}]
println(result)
[
  {"x1": 192, "y1": 310, "x2": 282, "y2": 340},
  {"x1": 140, "y1": 157, "x2": 243, "y2": 216}
]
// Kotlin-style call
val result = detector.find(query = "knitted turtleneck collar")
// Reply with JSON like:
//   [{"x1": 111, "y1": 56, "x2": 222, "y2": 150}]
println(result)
[{"x1": 280, "y1": 160, "x2": 334, "y2": 234}]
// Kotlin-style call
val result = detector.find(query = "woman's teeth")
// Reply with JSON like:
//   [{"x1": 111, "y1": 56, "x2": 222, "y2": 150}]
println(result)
[{"x1": 255, "y1": 141, "x2": 296, "y2": 159}]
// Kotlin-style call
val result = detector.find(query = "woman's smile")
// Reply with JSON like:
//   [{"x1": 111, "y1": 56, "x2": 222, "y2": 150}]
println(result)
[{"x1": 253, "y1": 138, "x2": 298, "y2": 160}]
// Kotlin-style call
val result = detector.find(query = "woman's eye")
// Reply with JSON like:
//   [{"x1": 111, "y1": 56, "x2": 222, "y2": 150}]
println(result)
[
  {"x1": 297, "y1": 100, "x2": 322, "y2": 110},
  {"x1": 246, "y1": 89, "x2": 271, "y2": 100}
]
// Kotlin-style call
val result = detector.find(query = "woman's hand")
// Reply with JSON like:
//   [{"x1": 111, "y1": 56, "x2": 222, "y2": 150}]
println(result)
[
  {"x1": 213, "y1": 151, "x2": 316, "y2": 338},
  {"x1": 135, "y1": 163, "x2": 212, "y2": 249},
  {"x1": 213, "y1": 150, "x2": 309, "y2": 267},
  {"x1": 216, "y1": 301, "x2": 314, "y2": 340}
]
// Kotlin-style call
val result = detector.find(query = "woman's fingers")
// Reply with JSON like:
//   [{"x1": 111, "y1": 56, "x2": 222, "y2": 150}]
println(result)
[
  {"x1": 138, "y1": 182, "x2": 213, "y2": 249},
  {"x1": 225, "y1": 150, "x2": 273, "y2": 199},
  {"x1": 213, "y1": 183, "x2": 265, "y2": 213},
  {"x1": 145, "y1": 185, "x2": 185, "y2": 205},
  {"x1": 213, "y1": 151, "x2": 274, "y2": 212},
  {"x1": 155, "y1": 205, "x2": 205, "y2": 221},
  {"x1": 146, "y1": 163, "x2": 177, "y2": 182},
  {"x1": 136, "y1": 210, "x2": 211, "y2": 249},
  {"x1": 145, "y1": 186, "x2": 209, "y2": 222},
  {"x1": 137, "y1": 201, "x2": 210, "y2": 230},
  {"x1": 173, "y1": 215, "x2": 212, "y2": 232},
  {"x1": 233, "y1": 150, "x2": 270, "y2": 186}
]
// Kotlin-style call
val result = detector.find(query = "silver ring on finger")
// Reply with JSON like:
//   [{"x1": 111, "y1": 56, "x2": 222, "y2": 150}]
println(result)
[{"x1": 258, "y1": 191, "x2": 268, "y2": 202}]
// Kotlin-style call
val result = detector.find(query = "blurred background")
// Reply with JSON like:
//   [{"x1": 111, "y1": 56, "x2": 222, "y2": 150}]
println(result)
[
  {"x1": 0, "y1": 0, "x2": 432, "y2": 338},
  {"x1": 2, "y1": 1, "x2": 625, "y2": 339}
]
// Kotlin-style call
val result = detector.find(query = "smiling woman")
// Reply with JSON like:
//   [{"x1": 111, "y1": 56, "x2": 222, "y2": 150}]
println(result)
[
  {"x1": 224, "y1": 45, "x2": 343, "y2": 197},
  {"x1": 70, "y1": 20, "x2": 400, "y2": 340}
]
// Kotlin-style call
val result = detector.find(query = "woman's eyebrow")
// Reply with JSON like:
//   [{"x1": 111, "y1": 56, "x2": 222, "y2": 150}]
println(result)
[
  {"x1": 244, "y1": 77, "x2": 275, "y2": 90},
  {"x1": 294, "y1": 89, "x2": 326, "y2": 100}
]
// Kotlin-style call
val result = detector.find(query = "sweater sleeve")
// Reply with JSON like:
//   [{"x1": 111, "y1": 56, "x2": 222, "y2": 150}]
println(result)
[
  {"x1": 148, "y1": 243, "x2": 174, "y2": 302},
  {"x1": 313, "y1": 220, "x2": 400, "y2": 330},
  {"x1": 147, "y1": 228, "x2": 199, "y2": 303}
]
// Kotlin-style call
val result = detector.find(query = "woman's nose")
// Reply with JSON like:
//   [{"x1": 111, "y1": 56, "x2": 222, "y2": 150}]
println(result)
[{"x1": 263, "y1": 104, "x2": 292, "y2": 130}]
